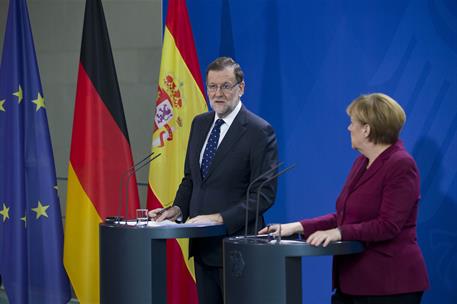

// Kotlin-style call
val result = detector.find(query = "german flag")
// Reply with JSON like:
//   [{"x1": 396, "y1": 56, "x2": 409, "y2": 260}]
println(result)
[
  {"x1": 63, "y1": 0, "x2": 140, "y2": 302},
  {"x1": 146, "y1": 0, "x2": 207, "y2": 303}
]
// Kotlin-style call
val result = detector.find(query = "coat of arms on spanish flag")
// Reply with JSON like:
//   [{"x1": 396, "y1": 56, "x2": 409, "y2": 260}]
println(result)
[{"x1": 147, "y1": 0, "x2": 207, "y2": 303}]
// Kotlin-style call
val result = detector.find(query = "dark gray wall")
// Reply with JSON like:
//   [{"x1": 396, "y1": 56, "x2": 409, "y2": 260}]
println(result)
[{"x1": 0, "y1": 0, "x2": 162, "y2": 213}]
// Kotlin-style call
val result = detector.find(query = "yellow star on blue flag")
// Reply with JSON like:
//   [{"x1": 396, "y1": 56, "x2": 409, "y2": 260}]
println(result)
[
  {"x1": 0, "y1": 203, "x2": 10, "y2": 222},
  {"x1": 21, "y1": 215, "x2": 27, "y2": 227},
  {"x1": 32, "y1": 201, "x2": 50, "y2": 219},
  {"x1": 32, "y1": 92, "x2": 45, "y2": 111},
  {"x1": 13, "y1": 85, "x2": 23, "y2": 103}
]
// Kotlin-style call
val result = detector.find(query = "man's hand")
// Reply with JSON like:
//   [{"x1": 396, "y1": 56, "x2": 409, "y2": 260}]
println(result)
[
  {"x1": 148, "y1": 206, "x2": 181, "y2": 222},
  {"x1": 186, "y1": 213, "x2": 223, "y2": 224},
  {"x1": 306, "y1": 228, "x2": 341, "y2": 247}
]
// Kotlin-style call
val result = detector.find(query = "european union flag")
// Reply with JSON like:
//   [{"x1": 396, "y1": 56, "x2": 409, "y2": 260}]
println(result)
[{"x1": 0, "y1": 0, "x2": 71, "y2": 303}]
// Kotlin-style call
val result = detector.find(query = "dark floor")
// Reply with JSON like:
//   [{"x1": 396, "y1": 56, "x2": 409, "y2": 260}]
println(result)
[{"x1": 0, "y1": 288, "x2": 78, "y2": 303}]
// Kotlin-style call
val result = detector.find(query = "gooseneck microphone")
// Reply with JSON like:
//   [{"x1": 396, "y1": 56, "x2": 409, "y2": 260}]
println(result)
[
  {"x1": 244, "y1": 162, "x2": 283, "y2": 237},
  {"x1": 254, "y1": 163, "x2": 296, "y2": 235},
  {"x1": 123, "y1": 153, "x2": 161, "y2": 222},
  {"x1": 114, "y1": 151, "x2": 160, "y2": 222},
  {"x1": 117, "y1": 151, "x2": 154, "y2": 220}
]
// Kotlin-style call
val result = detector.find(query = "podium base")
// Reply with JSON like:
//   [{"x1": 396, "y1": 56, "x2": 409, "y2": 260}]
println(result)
[{"x1": 223, "y1": 236, "x2": 363, "y2": 304}]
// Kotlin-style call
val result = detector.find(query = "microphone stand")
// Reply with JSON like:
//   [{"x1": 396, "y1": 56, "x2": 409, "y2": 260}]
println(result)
[
  {"x1": 116, "y1": 151, "x2": 154, "y2": 221},
  {"x1": 254, "y1": 163, "x2": 296, "y2": 235},
  {"x1": 123, "y1": 153, "x2": 161, "y2": 222},
  {"x1": 244, "y1": 162, "x2": 283, "y2": 237}
]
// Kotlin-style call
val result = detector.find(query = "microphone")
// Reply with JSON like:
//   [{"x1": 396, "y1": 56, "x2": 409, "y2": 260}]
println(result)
[
  {"x1": 116, "y1": 151, "x2": 154, "y2": 221},
  {"x1": 113, "y1": 151, "x2": 159, "y2": 222},
  {"x1": 244, "y1": 162, "x2": 283, "y2": 237},
  {"x1": 254, "y1": 163, "x2": 296, "y2": 235},
  {"x1": 123, "y1": 153, "x2": 161, "y2": 222}
]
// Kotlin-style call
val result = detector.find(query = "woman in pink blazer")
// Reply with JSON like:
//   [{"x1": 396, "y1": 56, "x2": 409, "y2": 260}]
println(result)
[{"x1": 261, "y1": 93, "x2": 429, "y2": 304}]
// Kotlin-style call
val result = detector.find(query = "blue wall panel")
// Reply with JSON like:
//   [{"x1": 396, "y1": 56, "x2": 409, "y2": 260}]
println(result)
[{"x1": 165, "y1": 0, "x2": 457, "y2": 302}]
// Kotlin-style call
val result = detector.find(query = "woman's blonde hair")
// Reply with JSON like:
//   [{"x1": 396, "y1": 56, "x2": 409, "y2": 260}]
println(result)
[{"x1": 346, "y1": 93, "x2": 406, "y2": 145}]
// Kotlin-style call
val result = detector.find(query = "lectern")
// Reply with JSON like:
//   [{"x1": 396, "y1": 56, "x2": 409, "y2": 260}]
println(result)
[
  {"x1": 100, "y1": 222, "x2": 226, "y2": 304},
  {"x1": 223, "y1": 237, "x2": 364, "y2": 304}
]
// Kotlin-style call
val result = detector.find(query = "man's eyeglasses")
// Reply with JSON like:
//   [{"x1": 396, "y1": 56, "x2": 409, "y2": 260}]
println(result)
[{"x1": 207, "y1": 81, "x2": 241, "y2": 94}]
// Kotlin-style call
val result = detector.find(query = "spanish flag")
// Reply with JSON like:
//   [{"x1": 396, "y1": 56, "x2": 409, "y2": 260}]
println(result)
[
  {"x1": 147, "y1": 0, "x2": 207, "y2": 303},
  {"x1": 63, "y1": 0, "x2": 140, "y2": 302}
]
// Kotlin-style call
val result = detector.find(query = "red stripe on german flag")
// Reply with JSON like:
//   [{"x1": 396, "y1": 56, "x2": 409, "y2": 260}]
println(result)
[{"x1": 69, "y1": 64, "x2": 139, "y2": 218}]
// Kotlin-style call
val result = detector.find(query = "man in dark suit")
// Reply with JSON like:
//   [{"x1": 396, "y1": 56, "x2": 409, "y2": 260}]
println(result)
[{"x1": 150, "y1": 57, "x2": 278, "y2": 304}]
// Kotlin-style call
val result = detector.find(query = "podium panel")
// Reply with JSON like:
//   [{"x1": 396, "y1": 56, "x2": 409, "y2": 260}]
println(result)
[
  {"x1": 223, "y1": 237, "x2": 364, "y2": 304},
  {"x1": 100, "y1": 223, "x2": 226, "y2": 304}
]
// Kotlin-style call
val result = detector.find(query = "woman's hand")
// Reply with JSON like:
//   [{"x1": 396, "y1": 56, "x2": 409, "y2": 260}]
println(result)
[
  {"x1": 258, "y1": 222, "x2": 303, "y2": 237},
  {"x1": 306, "y1": 228, "x2": 341, "y2": 247}
]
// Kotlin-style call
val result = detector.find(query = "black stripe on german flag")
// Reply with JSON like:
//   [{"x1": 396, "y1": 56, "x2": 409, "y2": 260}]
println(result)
[{"x1": 79, "y1": 0, "x2": 130, "y2": 142}]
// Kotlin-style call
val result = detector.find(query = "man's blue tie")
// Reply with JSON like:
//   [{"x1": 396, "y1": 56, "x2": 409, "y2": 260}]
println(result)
[{"x1": 201, "y1": 119, "x2": 225, "y2": 179}]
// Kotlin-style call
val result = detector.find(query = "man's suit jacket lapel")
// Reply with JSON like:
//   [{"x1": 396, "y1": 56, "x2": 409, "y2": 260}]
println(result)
[{"x1": 203, "y1": 106, "x2": 248, "y2": 181}]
